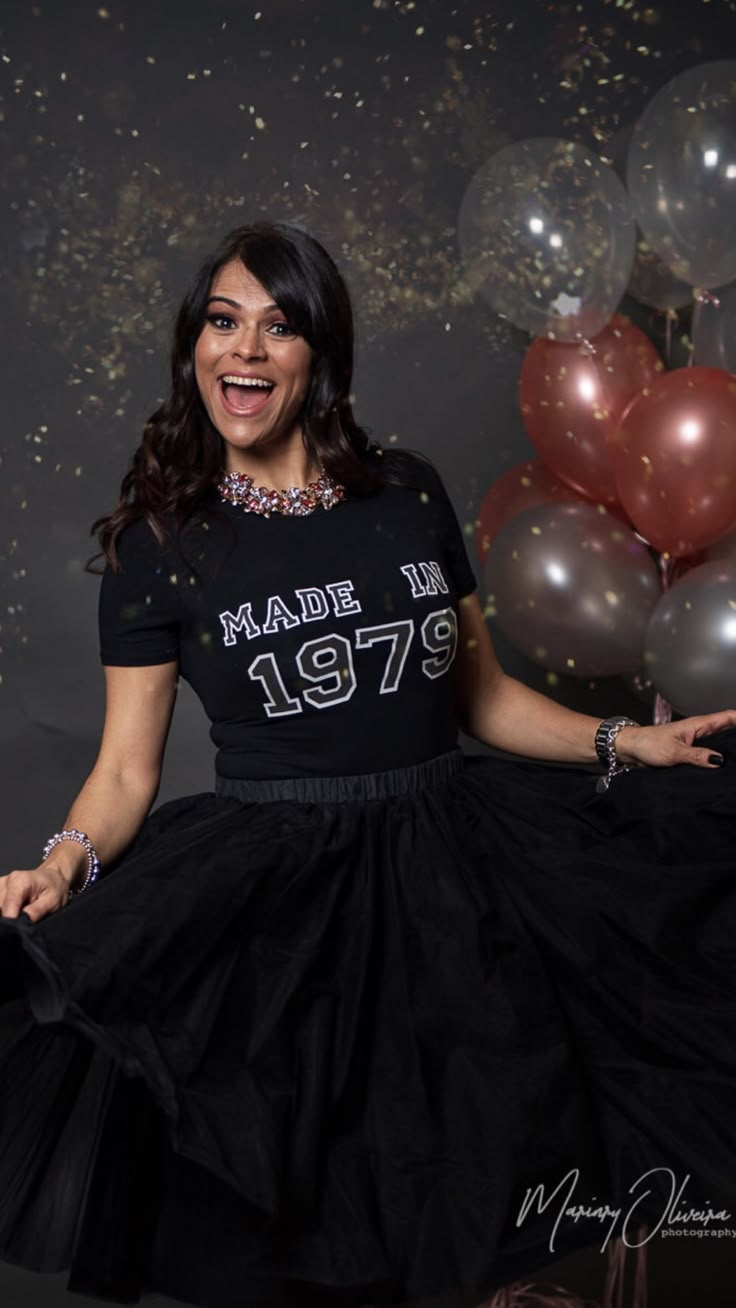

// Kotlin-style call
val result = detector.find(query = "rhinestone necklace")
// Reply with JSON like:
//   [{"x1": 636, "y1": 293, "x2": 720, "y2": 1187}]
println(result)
[{"x1": 217, "y1": 467, "x2": 347, "y2": 518}]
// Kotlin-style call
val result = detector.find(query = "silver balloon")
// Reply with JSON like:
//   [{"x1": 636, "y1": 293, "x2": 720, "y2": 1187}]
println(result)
[
  {"x1": 692, "y1": 279, "x2": 736, "y2": 372},
  {"x1": 458, "y1": 137, "x2": 635, "y2": 341},
  {"x1": 484, "y1": 502, "x2": 660, "y2": 677},
  {"x1": 644, "y1": 561, "x2": 736, "y2": 716},
  {"x1": 627, "y1": 61, "x2": 736, "y2": 289}
]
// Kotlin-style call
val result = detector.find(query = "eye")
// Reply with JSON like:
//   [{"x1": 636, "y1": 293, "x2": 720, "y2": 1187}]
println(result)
[
  {"x1": 206, "y1": 312, "x2": 236, "y2": 330},
  {"x1": 268, "y1": 321, "x2": 298, "y2": 337}
]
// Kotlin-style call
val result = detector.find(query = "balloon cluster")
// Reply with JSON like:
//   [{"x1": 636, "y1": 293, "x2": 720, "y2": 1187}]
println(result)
[{"x1": 459, "y1": 60, "x2": 736, "y2": 720}]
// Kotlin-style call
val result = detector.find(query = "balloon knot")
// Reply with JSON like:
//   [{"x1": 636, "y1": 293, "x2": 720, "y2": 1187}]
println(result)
[{"x1": 693, "y1": 287, "x2": 721, "y2": 307}]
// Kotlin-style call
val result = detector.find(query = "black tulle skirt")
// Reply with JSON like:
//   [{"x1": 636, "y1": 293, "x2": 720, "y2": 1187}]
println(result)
[{"x1": 1, "y1": 734, "x2": 736, "y2": 1308}]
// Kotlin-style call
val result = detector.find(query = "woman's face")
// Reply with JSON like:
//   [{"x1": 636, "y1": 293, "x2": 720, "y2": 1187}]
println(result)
[{"x1": 194, "y1": 258, "x2": 315, "y2": 471}]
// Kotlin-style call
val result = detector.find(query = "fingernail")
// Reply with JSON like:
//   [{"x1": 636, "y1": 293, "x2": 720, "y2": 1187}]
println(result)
[{"x1": 709, "y1": 753, "x2": 725, "y2": 765}]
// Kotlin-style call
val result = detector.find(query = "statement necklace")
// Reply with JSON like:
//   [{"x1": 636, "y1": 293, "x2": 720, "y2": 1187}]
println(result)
[{"x1": 217, "y1": 467, "x2": 347, "y2": 518}]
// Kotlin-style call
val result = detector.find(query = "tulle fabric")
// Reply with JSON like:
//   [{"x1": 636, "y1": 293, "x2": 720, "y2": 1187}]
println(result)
[{"x1": 0, "y1": 735, "x2": 735, "y2": 1307}]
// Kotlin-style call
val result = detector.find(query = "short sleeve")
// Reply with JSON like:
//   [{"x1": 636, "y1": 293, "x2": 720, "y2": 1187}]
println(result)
[
  {"x1": 439, "y1": 484, "x2": 478, "y2": 599},
  {"x1": 98, "y1": 518, "x2": 181, "y2": 666},
  {"x1": 417, "y1": 455, "x2": 478, "y2": 599}
]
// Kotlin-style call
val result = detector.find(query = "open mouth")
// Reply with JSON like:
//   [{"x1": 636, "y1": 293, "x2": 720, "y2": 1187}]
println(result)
[{"x1": 219, "y1": 376, "x2": 276, "y2": 416}]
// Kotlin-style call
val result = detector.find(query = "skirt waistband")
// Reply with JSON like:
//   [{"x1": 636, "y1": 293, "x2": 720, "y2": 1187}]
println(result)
[{"x1": 215, "y1": 748, "x2": 464, "y2": 804}]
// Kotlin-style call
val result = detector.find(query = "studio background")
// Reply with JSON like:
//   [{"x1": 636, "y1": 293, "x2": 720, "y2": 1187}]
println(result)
[{"x1": 1, "y1": 3, "x2": 735, "y2": 1301}]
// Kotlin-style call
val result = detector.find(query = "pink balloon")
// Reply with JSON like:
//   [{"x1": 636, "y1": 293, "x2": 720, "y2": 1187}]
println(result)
[
  {"x1": 611, "y1": 367, "x2": 736, "y2": 556},
  {"x1": 705, "y1": 528, "x2": 736, "y2": 562},
  {"x1": 519, "y1": 314, "x2": 663, "y2": 506}
]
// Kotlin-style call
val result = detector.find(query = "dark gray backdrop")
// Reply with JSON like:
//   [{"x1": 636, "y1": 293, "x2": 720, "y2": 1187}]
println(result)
[{"x1": 1, "y1": 0, "x2": 735, "y2": 1302}]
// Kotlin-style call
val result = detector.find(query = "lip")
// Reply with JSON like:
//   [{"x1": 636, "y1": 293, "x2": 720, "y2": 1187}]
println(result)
[{"x1": 218, "y1": 377, "x2": 275, "y2": 419}]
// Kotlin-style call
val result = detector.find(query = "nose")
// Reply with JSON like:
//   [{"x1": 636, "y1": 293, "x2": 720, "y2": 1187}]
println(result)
[{"x1": 234, "y1": 321, "x2": 267, "y2": 359}]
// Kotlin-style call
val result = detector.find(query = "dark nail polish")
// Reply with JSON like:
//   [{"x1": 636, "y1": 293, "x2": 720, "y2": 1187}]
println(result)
[{"x1": 709, "y1": 754, "x2": 725, "y2": 765}]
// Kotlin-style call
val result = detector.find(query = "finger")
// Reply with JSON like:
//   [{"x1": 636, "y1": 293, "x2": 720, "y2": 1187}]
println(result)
[
  {"x1": 2, "y1": 904, "x2": 27, "y2": 920},
  {"x1": 705, "y1": 712, "x2": 736, "y2": 735},
  {"x1": 20, "y1": 899, "x2": 53, "y2": 924},
  {"x1": 690, "y1": 711, "x2": 736, "y2": 738},
  {"x1": 0, "y1": 889, "x2": 28, "y2": 918},
  {"x1": 683, "y1": 746, "x2": 726, "y2": 770},
  {"x1": 664, "y1": 715, "x2": 725, "y2": 745}
]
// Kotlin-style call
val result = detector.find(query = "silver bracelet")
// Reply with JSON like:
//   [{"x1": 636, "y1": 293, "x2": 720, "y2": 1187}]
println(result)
[
  {"x1": 41, "y1": 828, "x2": 101, "y2": 897},
  {"x1": 594, "y1": 716, "x2": 640, "y2": 794}
]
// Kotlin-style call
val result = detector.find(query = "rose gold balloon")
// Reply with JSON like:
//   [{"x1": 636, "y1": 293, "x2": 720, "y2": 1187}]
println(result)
[
  {"x1": 611, "y1": 366, "x2": 736, "y2": 557},
  {"x1": 519, "y1": 313, "x2": 663, "y2": 506},
  {"x1": 705, "y1": 526, "x2": 736, "y2": 563},
  {"x1": 474, "y1": 460, "x2": 585, "y2": 565}
]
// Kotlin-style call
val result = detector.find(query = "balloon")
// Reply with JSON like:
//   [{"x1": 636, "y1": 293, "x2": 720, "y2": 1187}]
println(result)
[
  {"x1": 474, "y1": 460, "x2": 587, "y2": 565},
  {"x1": 458, "y1": 137, "x2": 635, "y2": 341},
  {"x1": 627, "y1": 234, "x2": 693, "y2": 312},
  {"x1": 611, "y1": 367, "x2": 736, "y2": 556},
  {"x1": 519, "y1": 314, "x2": 663, "y2": 505},
  {"x1": 627, "y1": 61, "x2": 736, "y2": 288},
  {"x1": 484, "y1": 502, "x2": 660, "y2": 677},
  {"x1": 644, "y1": 561, "x2": 736, "y2": 716},
  {"x1": 705, "y1": 527, "x2": 736, "y2": 562},
  {"x1": 692, "y1": 280, "x2": 736, "y2": 372},
  {"x1": 605, "y1": 123, "x2": 693, "y2": 310},
  {"x1": 624, "y1": 669, "x2": 657, "y2": 708}
]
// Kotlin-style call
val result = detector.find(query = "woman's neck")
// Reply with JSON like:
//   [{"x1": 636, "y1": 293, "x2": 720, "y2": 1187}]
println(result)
[{"x1": 223, "y1": 452, "x2": 322, "y2": 492}]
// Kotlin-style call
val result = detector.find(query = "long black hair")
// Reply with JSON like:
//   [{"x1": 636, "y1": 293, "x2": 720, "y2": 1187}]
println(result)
[{"x1": 87, "y1": 220, "x2": 432, "y2": 571}]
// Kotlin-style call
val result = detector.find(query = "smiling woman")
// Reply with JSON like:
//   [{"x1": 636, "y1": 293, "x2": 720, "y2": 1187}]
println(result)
[
  {"x1": 194, "y1": 266, "x2": 315, "y2": 475},
  {"x1": 0, "y1": 221, "x2": 736, "y2": 1308},
  {"x1": 89, "y1": 221, "x2": 389, "y2": 564}
]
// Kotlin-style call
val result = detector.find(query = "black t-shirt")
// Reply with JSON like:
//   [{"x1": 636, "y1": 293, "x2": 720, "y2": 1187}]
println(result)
[{"x1": 98, "y1": 452, "x2": 478, "y2": 779}]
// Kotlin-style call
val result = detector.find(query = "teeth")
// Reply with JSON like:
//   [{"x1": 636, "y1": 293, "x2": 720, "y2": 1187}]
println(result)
[{"x1": 221, "y1": 375, "x2": 273, "y2": 389}]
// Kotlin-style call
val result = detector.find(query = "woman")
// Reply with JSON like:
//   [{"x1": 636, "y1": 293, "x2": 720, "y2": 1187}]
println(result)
[{"x1": 0, "y1": 220, "x2": 735, "y2": 1308}]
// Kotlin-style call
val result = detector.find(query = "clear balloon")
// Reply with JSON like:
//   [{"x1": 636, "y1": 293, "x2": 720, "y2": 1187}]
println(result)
[
  {"x1": 692, "y1": 280, "x2": 736, "y2": 372},
  {"x1": 484, "y1": 502, "x2": 660, "y2": 677},
  {"x1": 519, "y1": 314, "x2": 663, "y2": 506},
  {"x1": 627, "y1": 61, "x2": 736, "y2": 289},
  {"x1": 605, "y1": 124, "x2": 693, "y2": 310},
  {"x1": 474, "y1": 459, "x2": 586, "y2": 565},
  {"x1": 626, "y1": 234, "x2": 693, "y2": 312},
  {"x1": 458, "y1": 137, "x2": 635, "y2": 341},
  {"x1": 644, "y1": 561, "x2": 736, "y2": 716},
  {"x1": 611, "y1": 366, "x2": 736, "y2": 557}
]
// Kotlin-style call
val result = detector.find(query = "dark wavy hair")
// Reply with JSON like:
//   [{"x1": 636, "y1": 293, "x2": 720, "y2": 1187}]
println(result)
[{"x1": 87, "y1": 220, "x2": 434, "y2": 572}]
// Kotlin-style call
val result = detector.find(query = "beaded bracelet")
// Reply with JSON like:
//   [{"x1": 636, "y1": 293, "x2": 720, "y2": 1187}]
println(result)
[{"x1": 41, "y1": 828, "x2": 101, "y2": 898}]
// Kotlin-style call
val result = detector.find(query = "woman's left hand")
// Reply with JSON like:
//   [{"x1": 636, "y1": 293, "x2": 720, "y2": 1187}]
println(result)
[{"x1": 616, "y1": 711, "x2": 736, "y2": 770}]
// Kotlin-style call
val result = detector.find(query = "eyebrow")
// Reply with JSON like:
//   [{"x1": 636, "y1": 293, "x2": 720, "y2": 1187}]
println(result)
[{"x1": 206, "y1": 295, "x2": 282, "y2": 312}]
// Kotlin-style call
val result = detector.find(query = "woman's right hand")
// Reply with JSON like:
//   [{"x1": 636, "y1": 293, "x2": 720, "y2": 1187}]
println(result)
[{"x1": 0, "y1": 864, "x2": 72, "y2": 923}]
